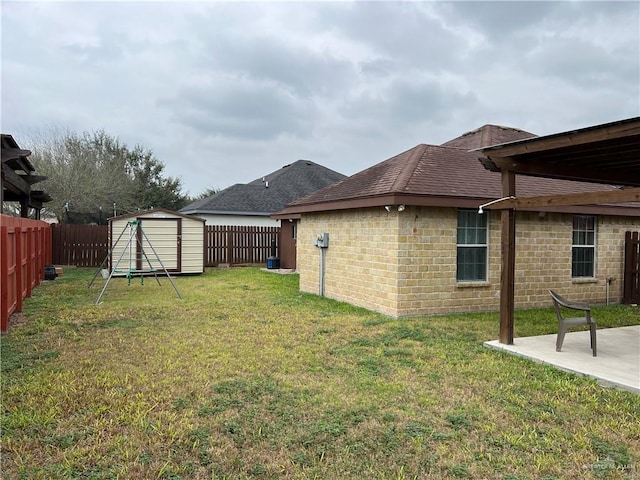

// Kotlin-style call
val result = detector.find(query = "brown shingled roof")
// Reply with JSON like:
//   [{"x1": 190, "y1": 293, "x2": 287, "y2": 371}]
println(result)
[
  {"x1": 276, "y1": 124, "x2": 626, "y2": 216},
  {"x1": 440, "y1": 124, "x2": 537, "y2": 149}
]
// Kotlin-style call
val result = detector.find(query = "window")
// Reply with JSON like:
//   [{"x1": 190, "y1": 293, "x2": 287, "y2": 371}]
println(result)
[
  {"x1": 457, "y1": 209, "x2": 488, "y2": 282},
  {"x1": 572, "y1": 215, "x2": 596, "y2": 278}
]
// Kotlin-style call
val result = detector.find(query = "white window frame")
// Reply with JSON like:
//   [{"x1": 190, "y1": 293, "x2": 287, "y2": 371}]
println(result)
[
  {"x1": 456, "y1": 209, "x2": 488, "y2": 282},
  {"x1": 572, "y1": 215, "x2": 596, "y2": 278}
]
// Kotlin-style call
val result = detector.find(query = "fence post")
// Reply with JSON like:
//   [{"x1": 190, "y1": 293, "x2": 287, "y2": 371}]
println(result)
[
  {"x1": 1, "y1": 226, "x2": 9, "y2": 332},
  {"x1": 623, "y1": 231, "x2": 640, "y2": 305},
  {"x1": 26, "y1": 227, "x2": 33, "y2": 298},
  {"x1": 35, "y1": 225, "x2": 43, "y2": 284},
  {"x1": 15, "y1": 227, "x2": 23, "y2": 314}
]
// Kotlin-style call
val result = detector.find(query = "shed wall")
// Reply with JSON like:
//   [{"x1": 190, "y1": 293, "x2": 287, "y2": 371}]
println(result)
[
  {"x1": 180, "y1": 219, "x2": 205, "y2": 273},
  {"x1": 109, "y1": 211, "x2": 203, "y2": 274},
  {"x1": 297, "y1": 206, "x2": 639, "y2": 317}
]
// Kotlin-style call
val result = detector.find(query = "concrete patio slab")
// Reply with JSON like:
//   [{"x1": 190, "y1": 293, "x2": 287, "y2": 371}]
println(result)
[{"x1": 485, "y1": 325, "x2": 640, "y2": 394}]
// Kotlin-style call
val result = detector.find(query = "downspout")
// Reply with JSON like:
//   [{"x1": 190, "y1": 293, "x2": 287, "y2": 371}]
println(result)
[{"x1": 319, "y1": 247, "x2": 325, "y2": 296}]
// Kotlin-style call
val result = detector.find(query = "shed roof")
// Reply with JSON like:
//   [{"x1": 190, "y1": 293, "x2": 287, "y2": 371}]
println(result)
[
  {"x1": 276, "y1": 124, "x2": 635, "y2": 217},
  {"x1": 110, "y1": 207, "x2": 206, "y2": 223},
  {"x1": 180, "y1": 160, "x2": 346, "y2": 216}
]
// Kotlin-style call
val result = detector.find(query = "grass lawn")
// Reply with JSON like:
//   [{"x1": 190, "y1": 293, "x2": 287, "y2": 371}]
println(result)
[{"x1": 1, "y1": 267, "x2": 639, "y2": 480}]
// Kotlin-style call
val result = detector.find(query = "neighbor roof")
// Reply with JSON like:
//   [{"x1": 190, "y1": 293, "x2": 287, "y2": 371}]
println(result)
[
  {"x1": 275, "y1": 124, "x2": 635, "y2": 217},
  {"x1": 180, "y1": 160, "x2": 346, "y2": 216}
]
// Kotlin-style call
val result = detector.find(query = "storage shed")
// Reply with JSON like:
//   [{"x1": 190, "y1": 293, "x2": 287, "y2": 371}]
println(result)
[{"x1": 109, "y1": 208, "x2": 205, "y2": 275}]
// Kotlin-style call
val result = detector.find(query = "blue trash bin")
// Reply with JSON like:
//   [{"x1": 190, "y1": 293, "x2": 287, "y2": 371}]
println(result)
[{"x1": 267, "y1": 256, "x2": 280, "y2": 269}]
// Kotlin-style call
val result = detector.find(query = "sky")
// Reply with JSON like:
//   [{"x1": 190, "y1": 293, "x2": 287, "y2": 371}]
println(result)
[{"x1": 2, "y1": 1, "x2": 639, "y2": 197}]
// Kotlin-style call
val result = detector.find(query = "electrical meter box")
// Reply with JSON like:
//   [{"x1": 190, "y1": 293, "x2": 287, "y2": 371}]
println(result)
[{"x1": 315, "y1": 232, "x2": 329, "y2": 248}]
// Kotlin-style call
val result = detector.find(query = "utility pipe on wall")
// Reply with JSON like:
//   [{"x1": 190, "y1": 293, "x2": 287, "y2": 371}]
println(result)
[
  {"x1": 319, "y1": 247, "x2": 325, "y2": 296},
  {"x1": 315, "y1": 233, "x2": 329, "y2": 297}
]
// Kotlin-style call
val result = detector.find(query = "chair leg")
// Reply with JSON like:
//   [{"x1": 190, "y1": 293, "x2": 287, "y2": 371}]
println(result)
[
  {"x1": 556, "y1": 326, "x2": 567, "y2": 352},
  {"x1": 590, "y1": 324, "x2": 597, "y2": 357}
]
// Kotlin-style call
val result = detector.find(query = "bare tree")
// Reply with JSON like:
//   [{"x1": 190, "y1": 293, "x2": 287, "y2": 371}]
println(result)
[{"x1": 24, "y1": 127, "x2": 186, "y2": 223}]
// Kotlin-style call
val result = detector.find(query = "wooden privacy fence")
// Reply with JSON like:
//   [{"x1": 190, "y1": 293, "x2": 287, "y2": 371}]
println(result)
[
  {"x1": 1, "y1": 215, "x2": 51, "y2": 332},
  {"x1": 51, "y1": 224, "x2": 109, "y2": 267},
  {"x1": 49, "y1": 223, "x2": 280, "y2": 268},
  {"x1": 623, "y1": 231, "x2": 640, "y2": 304},
  {"x1": 204, "y1": 225, "x2": 279, "y2": 266}
]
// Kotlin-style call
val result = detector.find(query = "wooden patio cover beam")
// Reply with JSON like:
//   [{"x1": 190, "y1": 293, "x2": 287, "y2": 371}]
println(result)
[
  {"x1": 483, "y1": 156, "x2": 640, "y2": 187},
  {"x1": 480, "y1": 119, "x2": 640, "y2": 157},
  {"x1": 478, "y1": 187, "x2": 640, "y2": 211},
  {"x1": 1, "y1": 163, "x2": 30, "y2": 195}
]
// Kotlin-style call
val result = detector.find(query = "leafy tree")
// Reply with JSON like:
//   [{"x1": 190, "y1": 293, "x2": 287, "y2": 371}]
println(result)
[
  {"x1": 127, "y1": 146, "x2": 187, "y2": 211},
  {"x1": 26, "y1": 127, "x2": 187, "y2": 223},
  {"x1": 190, "y1": 187, "x2": 221, "y2": 202}
]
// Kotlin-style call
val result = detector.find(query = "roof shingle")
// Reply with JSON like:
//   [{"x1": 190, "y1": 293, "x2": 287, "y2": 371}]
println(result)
[
  {"x1": 180, "y1": 160, "x2": 346, "y2": 215},
  {"x1": 283, "y1": 125, "x2": 621, "y2": 211}
]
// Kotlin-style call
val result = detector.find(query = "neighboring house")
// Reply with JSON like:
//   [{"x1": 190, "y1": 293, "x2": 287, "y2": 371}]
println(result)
[
  {"x1": 180, "y1": 160, "x2": 346, "y2": 227},
  {"x1": 274, "y1": 123, "x2": 640, "y2": 318},
  {"x1": 180, "y1": 160, "x2": 345, "y2": 270}
]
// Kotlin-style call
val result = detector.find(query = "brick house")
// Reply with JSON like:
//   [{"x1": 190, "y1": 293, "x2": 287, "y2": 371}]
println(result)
[{"x1": 275, "y1": 123, "x2": 640, "y2": 318}]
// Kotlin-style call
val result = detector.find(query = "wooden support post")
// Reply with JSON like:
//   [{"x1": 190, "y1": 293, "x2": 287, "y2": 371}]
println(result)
[
  {"x1": 499, "y1": 170, "x2": 516, "y2": 344},
  {"x1": 20, "y1": 197, "x2": 29, "y2": 218}
]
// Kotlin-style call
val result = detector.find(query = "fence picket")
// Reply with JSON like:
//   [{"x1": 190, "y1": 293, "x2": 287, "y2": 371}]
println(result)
[
  {"x1": 51, "y1": 224, "x2": 109, "y2": 267},
  {"x1": 49, "y1": 223, "x2": 280, "y2": 268},
  {"x1": 0, "y1": 215, "x2": 51, "y2": 332},
  {"x1": 202, "y1": 225, "x2": 279, "y2": 267}
]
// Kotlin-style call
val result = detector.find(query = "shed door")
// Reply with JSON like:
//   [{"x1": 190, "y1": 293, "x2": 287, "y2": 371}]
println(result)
[
  {"x1": 137, "y1": 218, "x2": 181, "y2": 272},
  {"x1": 279, "y1": 220, "x2": 297, "y2": 269}
]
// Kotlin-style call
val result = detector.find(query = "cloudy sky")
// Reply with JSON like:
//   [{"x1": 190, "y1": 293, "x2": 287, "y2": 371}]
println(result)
[{"x1": 2, "y1": 1, "x2": 639, "y2": 197}]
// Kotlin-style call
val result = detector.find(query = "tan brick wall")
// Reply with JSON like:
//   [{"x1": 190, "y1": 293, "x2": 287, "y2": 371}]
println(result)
[
  {"x1": 298, "y1": 209, "x2": 401, "y2": 316},
  {"x1": 297, "y1": 206, "x2": 640, "y2": 317},
  {"x1": 512, "y1": 211, "x2": 638, "y2": 306},
  {"x1": 394, "y1": 206, "x2": 499, "y2": 316}
]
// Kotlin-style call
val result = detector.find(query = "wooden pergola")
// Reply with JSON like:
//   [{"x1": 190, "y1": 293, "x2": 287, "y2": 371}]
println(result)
[
  {"x1": 476, "y1": 117, "x2": 640, "y2": 344},
  {"x1": 1, "y1": 134, "x2": 50, "y2": 218}
]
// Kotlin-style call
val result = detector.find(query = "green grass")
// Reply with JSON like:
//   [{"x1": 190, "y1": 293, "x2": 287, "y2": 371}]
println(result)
[{"x1": 1, "y1": 267, "x2": 639, "y2": 479}]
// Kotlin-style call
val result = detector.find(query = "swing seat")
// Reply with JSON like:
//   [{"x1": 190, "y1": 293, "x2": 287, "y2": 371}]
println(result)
[{"x1": 113, "y1": 268, "x2": 158, "y2": 275}]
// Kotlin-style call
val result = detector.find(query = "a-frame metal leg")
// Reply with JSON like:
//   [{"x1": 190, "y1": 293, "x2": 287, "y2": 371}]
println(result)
[
  {"x1": 88, "y1": 222, "x2": 131, "y2": 288},
  {"x1": 139, "y1": 227, "x2": 182, "y2": 299},
  {"x1": 94, "y1": 223, "x2": 138, "y2": 304},
  {"x1": 91, "y1": 220, "x2": 182, "y2": 303}
]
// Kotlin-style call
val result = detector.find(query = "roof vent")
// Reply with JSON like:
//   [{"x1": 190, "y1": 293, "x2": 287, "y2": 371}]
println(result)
[{"x1": 265, "y1": 181, "x2": 269, "y2": 188}]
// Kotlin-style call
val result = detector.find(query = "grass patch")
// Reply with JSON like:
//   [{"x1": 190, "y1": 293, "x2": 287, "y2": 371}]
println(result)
[{"x1": 1, "y1": 267, "x2": 639, "y2": 479}]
